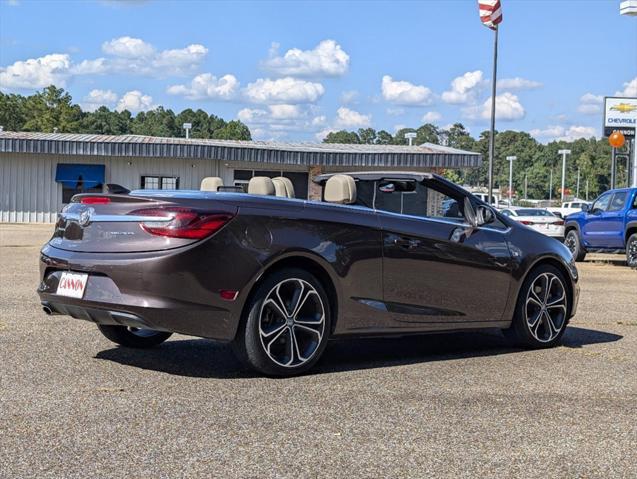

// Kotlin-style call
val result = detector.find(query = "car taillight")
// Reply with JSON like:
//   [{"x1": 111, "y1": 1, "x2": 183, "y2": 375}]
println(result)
[
  {"x1": 81, "y1": 197, "x2": 111, "y2": 204},
  {"x1": 129, "y1": 207, "x2": 234, "y2": 239},
  {"x1": 520, "y1": 220, "x2": 534, "y2": 225}
]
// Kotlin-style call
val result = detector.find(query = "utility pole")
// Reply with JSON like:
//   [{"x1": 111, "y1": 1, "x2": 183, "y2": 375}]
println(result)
[
  {"x1": 506, "y1": 156, "x2": 516, "y2": 205},
  {"x1": 549, "y1": 169, "x2": 553, "y2": 203},
  {"x1": 524, "y1": 172, "x2": 528, "y2": 201},
  {"x1": 586, "y1": 179, "x2": 589, "y2": 201},
  {"x1": 558, "y1": 149, "x2": 571, "y2": 202},
  {"x1": 576, "y1": 168, "x2": 580, "y2": 199}
]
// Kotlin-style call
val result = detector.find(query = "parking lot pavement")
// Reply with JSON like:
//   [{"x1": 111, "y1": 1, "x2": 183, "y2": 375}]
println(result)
[{"x1": 1, "y1": 223, "x2": 635, "y2": 478}]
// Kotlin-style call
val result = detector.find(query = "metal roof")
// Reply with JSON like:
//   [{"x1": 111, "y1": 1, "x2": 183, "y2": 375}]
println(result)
[{"x1": 0, "y1": 131, "x2": 481, "y2": 168}]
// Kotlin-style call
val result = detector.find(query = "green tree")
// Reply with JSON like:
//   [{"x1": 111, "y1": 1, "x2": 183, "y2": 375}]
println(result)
[
  {"x1": 22, "y1": 86, "x2": 82, "y2": 132},
  {"x1": 323, "y1": 130, "x2": 361, "y2": 144},
  {"x1": 212, "y1": 120, "x2": 252, "y2": 140}
]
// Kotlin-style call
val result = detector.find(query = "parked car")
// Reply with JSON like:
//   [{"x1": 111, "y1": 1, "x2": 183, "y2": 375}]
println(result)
[
  {"x1": 547, "y1": 201, "x2": 590, "y2": 219},
  {"x1": 564, "y1": 187, "x2": 637, "y2": 268},
  {"x1": 38, "y1": 172, "x2": 579, "y2": 376},
  {"x1": 500, "y1": 207, "x2": 565, "y2": 240}
]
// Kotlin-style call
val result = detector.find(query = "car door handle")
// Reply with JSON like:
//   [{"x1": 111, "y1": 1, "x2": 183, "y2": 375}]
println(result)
[{"x1": 394, "y1": 237, "x2": 420, "y2": 250}]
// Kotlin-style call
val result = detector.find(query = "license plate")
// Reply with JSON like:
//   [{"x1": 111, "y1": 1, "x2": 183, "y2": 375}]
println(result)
[{"x1": 56, "y1": 272, "x2": 88, "y2": 299}]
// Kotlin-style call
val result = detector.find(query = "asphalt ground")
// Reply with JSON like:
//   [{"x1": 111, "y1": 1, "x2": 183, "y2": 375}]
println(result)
[{"x1": 1, "y1": 223, "x2": 635, "y2": 478}]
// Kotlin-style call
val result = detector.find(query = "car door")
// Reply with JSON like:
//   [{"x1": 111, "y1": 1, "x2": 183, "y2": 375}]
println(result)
[
  {"x1": 377, "y1": 180, "x2": 512, "y2": 330},
  {"x1": 582, "y1": 192, "x2": 612, "y2": 247}
]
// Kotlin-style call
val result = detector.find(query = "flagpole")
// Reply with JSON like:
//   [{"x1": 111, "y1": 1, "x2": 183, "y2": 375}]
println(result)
[{"x1": 487, "y1": 25, "x2": 498, "y2": 206}]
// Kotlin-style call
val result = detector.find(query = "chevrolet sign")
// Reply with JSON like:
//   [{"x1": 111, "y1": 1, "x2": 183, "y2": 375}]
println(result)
[{"x1": 604, "y1": 97, "x2": 637, "y2": 130}]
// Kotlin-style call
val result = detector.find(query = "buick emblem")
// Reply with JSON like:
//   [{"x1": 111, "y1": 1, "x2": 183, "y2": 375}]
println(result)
[{"x1": 78, "y1": 208, "x2": 94, "y2": 227}]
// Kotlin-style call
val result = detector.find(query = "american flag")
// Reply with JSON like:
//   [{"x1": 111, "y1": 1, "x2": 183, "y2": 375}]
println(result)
[{"x1": 478, "y1": 0, "x2": 503, "y2": 30}]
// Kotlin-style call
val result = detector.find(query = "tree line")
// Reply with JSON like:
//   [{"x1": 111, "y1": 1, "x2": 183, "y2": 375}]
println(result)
[
  {"x1": 323, "y1": 124, "x2": 620, "y2": 201},
  {"x1": 0, "y1": 86, "x2": 251, "y2": 140}
]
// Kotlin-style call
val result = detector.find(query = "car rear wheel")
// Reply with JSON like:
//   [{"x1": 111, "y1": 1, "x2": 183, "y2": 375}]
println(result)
[
  {"x1": 97, "y1": 325, "x2": 172, "y2": 348},
  {"x1": 504, "y1": 264, "x2": 570, "y2": 349},
  {"x1": 233, "y1": 268, "x2": 331, "y2": 376},
  {"x1": 627, "y1": 233, "x2": 637, "y2": 270},
  {"x1": 564, "y1": 229, "x2": 586, "y2": 262}
]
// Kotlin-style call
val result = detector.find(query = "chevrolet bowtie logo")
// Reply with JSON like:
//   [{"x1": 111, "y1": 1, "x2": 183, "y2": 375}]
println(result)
[{"x1": 610, "y1": 103, "x2": 637, "y2": 114}]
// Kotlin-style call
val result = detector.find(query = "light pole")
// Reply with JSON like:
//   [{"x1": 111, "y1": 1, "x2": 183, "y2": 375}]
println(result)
[
  {"x1": 524, "y1": 172, "x2": 528, "y2": 200},
  {"x1": 506, "y1": 156, "x2": 516, "y2": 205},
  {"x1": 549, "y1": 169, "x2": 553, "y2": 203},
  {"x1": 558, "y1": 149, "x2": 571, "y2": 202}
]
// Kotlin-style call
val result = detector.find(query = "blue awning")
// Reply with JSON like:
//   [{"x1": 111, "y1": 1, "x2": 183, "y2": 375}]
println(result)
[{"x1": 55, "y1": 164, "x2": 105, "y2": 188}]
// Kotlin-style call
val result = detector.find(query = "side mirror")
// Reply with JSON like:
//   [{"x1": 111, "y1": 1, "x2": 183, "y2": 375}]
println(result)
[
  {"x1": 464, "y1": 197, "x2": 477, "y2": 227},
  {"x1": 581, "y1": 204, "x2": 590, "y2": 212},
  {"x1": 476, "y1": 205, "x2": 495, "y2": 226}
]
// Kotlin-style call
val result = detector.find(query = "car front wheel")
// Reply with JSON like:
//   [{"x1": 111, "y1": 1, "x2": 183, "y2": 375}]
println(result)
[
  {"x1": 627, "y1": 233, "x2": 637, "y2": 270},
  {"x1": 97, "y1": 325, "x2": 172, "y2": 348},
  {"x1": 233, "y1": 268, "x2": 331, "y2": 376},
  {"x1": 504, "y1": 265, "x2": 570, "y2": 348},
  {"x1": 564, "y1": 229, "x2": 586, "y2": 262}
]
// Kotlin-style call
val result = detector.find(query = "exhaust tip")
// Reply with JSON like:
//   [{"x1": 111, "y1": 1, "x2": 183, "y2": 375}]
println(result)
[{"x1": 42, "y1": 306, "x2": 53, "y2": 315}]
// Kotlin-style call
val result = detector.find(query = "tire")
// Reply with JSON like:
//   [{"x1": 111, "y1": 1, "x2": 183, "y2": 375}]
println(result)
[
  {"x1": 564, "y1": 229, "x2": 586, "y2": 262},
  {"x1": 504, "y1": 264, "x2": 570, "y2": 349},
  {"x1": 232, "y1": 268, "x2": 331, "y2": 377},
  {"x1": 627, "y1": 233, "x2": 637, "y2": 270},
  {"x1": 97, "y1": 325, "x2": 172, "y2": 348}
]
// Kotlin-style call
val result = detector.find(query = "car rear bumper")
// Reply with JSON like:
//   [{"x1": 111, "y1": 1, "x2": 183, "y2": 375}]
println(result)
[{"x1": 37, "y1": 234, "x2": 263, "y2": 341}]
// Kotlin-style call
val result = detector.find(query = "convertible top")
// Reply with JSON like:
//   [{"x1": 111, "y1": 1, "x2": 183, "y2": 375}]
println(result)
[{"x1": 312, "y1": 171, "x2": 436, "y2": 185}]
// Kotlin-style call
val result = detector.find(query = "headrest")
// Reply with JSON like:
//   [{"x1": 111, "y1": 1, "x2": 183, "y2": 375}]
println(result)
[
  {"x1": 272, "y1": 177, "x2": 295, "y2": 198},
  {"x1": 324, "y1": 174, "x2": 356, "y2": 204},
  {"x1": 248, "y1": 176, "x2": 275, "y2": 195},
  {"x1": 200, "y1": 177, "x2": 224, "y2": 191}
]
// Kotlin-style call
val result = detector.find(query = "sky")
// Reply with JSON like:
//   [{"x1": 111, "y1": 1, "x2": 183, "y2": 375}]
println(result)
[{"x1": 0, "y1": 0, "x2": 636, "y2": 143}]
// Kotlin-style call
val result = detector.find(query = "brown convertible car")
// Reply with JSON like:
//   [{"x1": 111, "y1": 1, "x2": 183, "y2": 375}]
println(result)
[{"x1": 38, "y1": 172, "x2": 579, "y2": 376}]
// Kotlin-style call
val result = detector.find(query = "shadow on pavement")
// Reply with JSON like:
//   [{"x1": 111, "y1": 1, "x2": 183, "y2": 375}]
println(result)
[{"x1": 94, "y1": 326, "x2": 622, "y2": 379}]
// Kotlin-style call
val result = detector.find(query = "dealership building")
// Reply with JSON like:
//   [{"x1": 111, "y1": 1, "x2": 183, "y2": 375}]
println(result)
[{"x1": 0, "y1": 131, "x2": 481, "y2": 223}]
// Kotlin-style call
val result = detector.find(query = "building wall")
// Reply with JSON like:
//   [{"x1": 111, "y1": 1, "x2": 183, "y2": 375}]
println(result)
[{"x1": 0, "y1": 152, "x2": 314, "y2": 223}]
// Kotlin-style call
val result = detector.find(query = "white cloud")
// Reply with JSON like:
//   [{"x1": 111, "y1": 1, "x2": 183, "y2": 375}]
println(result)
[
  {"x1": 0, "y1": 37, "x2": 208, "y2": 91},
  {"x1": 577, "y1": 93, "x2": 603, "y2": 115},
  {"x1": 497, "y1": 77, "x2": 542, "y2": 90},
  {"x1": 335, "y1": 107, "x2": 371, "y2": 128},
  {"x1": 464, "y1": 92, "x2": 525, "y2": 121},
  {"x1": 615, "y1": 77, "x2": 637, "y2": 97},
  {"x1": 442, "y1": 70, "x2": 486, "y2": 104},
  {"x1": 116, "y1": 90, "x2": 155, "y2": 112},
  {"x1": 340, "y1": 89, "x2": 359, "y2": 104},
  {"x1": 530, "y1": 125, "x2": 597, "y2": 142},
  {"x1": 421, "y1": 111, "x2": 442, "y2": 123},
  {"x1": 167, "y1": 73, "x2": 239, "y2": 100},
  {"x1": 243, "y1": 77, "x2": 325, "y2": 104},
  {"x1": 263, "y1": 39, "x2": 349, "y2": 77},
  {"x1": 102, "y1": 36, "x2": 154, "y2": 58},
  {"x1": 0, "y1": 53, "x2": 72, "y2": 89},
  {"x1": 381, "y1": 75, "x2": 433, "y2": 106},
  {"x1": 315, "y1": 128, "x2": 337, "y2": 142},
  {"x1": 81, "y1": 89, "x2": 118, "y2": 111},
  {"x1": 238, "y1": 104, "x2": 326, "y2": 140}
]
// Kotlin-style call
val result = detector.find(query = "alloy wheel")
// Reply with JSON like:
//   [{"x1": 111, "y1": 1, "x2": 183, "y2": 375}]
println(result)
[
  {"x1": 564, "y1": 232, "x2": 577, "y2": 256},
  {"x1": 525, "y1": 272, "x2": 567, "y2": 343},
  {"x1": 258, "y1": 278, "x2": 326, "y2": 368},
  {"x1": 628, "y1": 237, "x2": 637, "y2": 268}
]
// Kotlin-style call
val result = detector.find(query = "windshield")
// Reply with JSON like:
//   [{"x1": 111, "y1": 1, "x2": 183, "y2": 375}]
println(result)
[{"x1": 516, "y1": 209, "x2": 554, "y2": 217}]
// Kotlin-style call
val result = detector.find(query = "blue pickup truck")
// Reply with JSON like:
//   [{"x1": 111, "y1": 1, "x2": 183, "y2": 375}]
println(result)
[{"x1": 564, "y1": 187, "x2": 637, "y2": 268}]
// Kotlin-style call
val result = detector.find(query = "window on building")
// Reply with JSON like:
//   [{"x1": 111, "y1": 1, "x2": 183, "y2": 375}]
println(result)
[
  {"x1": 55, "y1": 163, "x2": 105, "y2": 204},
  {"x1": 141, "y1": 176, "x2": 179, "y2": 190},
  {"x1": 233, "y1": 170, "x2": 309, "y2": 199}
]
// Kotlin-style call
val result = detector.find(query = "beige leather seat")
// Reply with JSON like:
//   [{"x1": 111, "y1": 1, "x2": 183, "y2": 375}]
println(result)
[
  {"x1": 272, "y1": 177, "x2": 295, "y2": 198},
  {"x1": 324, "y1": 174, "x2": 356, "y2": 204},
  {"x1": 200, "y1": 177, "x2": 224, "y2": 192},
  {"x1": 248, "y1": 176, "x2": 275, "y2": 195}
]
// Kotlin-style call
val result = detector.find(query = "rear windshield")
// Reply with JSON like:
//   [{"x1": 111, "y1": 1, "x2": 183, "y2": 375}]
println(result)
[{"x1": 516, "y1": 209, "x2": 554, "y2": 217}]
